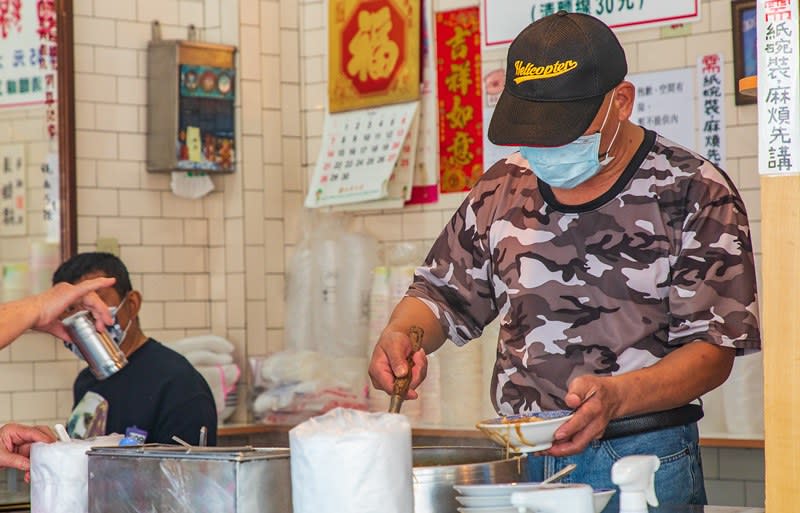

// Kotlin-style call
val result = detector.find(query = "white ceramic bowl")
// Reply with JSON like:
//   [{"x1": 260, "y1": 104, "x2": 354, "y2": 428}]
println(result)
[
  {"x1": 592, "y1": 488, "x2": 615, "y2": 513},
  {"x1": 476, "y1": 410, "x2": 573, "y2": 453}
]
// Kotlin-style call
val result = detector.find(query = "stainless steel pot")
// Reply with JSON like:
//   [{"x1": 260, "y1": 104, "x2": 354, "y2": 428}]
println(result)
[{"x1": 412, "y1": 446, "x2": 528, "y2": 513}]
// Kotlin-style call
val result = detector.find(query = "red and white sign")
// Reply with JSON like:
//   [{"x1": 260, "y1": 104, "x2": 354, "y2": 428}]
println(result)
[
  {"x1": 0, "y1": 0, "x2": 57, "y2": 111},
  {"x1": 481, "y1": 0, "x2": 701, "y2": 48},
  {"x1": 436, "y1": 6, "x2": 483, "y2": 193}
]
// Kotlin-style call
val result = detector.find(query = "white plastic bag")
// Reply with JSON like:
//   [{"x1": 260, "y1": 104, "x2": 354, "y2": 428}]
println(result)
[
  {"x1": 290, "y1": 408, "x2": 413, "y2": 513},
  {"x1": 30, "y1": 434, "x2": 123, "y2": 513}
]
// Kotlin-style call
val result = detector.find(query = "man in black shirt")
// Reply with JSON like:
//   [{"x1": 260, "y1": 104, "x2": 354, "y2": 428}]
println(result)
[{"x1": 53, "y1": 252, "x2": 217, "y2": 445}]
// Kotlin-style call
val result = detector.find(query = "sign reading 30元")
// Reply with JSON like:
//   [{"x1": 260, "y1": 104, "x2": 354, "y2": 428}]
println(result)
[{"x1": 481, "y1": 0, "x2": 700, "y2": 48}]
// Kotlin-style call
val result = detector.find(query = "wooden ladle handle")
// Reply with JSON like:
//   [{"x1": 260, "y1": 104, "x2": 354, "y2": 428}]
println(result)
[{"x1": 388, "y1": 326, "x2": 424, "y2": 413}]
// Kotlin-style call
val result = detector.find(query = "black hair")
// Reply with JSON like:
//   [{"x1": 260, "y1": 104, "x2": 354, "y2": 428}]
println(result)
[{"x1": 52, "y1": 252, "x2": 132, "y2": 298}]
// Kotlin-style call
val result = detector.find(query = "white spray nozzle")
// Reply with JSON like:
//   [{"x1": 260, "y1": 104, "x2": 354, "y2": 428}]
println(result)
[{"x1": 611, "y1": 454, "x2": 660, "y2": 513}]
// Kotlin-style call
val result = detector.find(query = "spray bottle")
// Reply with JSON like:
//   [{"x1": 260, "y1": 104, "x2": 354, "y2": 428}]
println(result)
[{"x1": 611, "y1": 455, "x2": 661, "y2": 513}]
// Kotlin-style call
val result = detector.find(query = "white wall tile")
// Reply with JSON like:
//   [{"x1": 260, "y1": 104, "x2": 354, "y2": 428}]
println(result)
[
  {"x1": 98, "y1": 217, "x2": 142, "y2": 244},
  {"x1": 95, "y1": 0, "x2": 136, "y2": 19},
  {"x1": 0, "y1": 364, "x2": 34, "y2": 392},
  {"x1": 264, "y1": 220, "x2": 284, "y2": 273},
  {"x1": 244, "y1": 191, "x2": 265, "y2": 244},
  {"x1": 96, "y1": 160, "x2": 142, "y2": 189},
  {"x1": 164, "y1": 301, "x2": 209, "y2": 328},
  {"x1": 12, "y1": 391, "x2": 56, "y2": 421},
  {"x1": 265, "y1": 274, "x2": 284, "y2": 328},
  {"x1": 9, "y1": 334, "x2": 56, "y2": 362},
  {"x1": 240, "y1": 134, "x2": 264, "y2": 191},
  {"x1": 115, "y1": 21, "x2": 152, "y2": 49},
  {"x1": 74, "y1": 17, "x2": 117, "y2": 46},
  {"x1": 245, "y1": 246, "x2": 266, "y2": 300},
  {"x1": 185, "y1": 274, "x2": 210, "y2": 300},
  {"x1": 77, "y1": 188, "x2": 119, "y2": 216},
  {"x1": 241, "y1": 83, "x2": 264, "y2": 137},
  {"x1": 246, "y1": 301, "x2": 268, "y2": 355},
  {"x1": 142, "y1": 218, "x2": 184, "y2": 245},
  {"x1": 164, "y1": 246, "x2": 208, "y2": 273},
  {"x1": 34, "y1": 362, "x2": 81, "y2": 390},
  {"x1": 119, "y1": 190, "x2": 163, "y2": 217},
  {"x1": 95, "y1": 47, "x2": 139, "y2": 78},
  {"x1": 240, "y1": 26, "x2": 263, "y2": 81},
  {"x1": 226, "y1": 273, "x2": 246, "y2": 327},
  {"x1": 121, "y1": 246, "x2": 164, "y2": 273},
  {"x1": 263, "y1": 166, "x2": 284, "y2": 219},
  {"x1": 179, "y1": 1, "x2": 206, "y2": 27},
  {"x1": 185, "y1": 219, "x2": 209, "y2": 245},
  {"x1": 138, "y1": 0, "x2": 180, "y2": 24},
  {"x1": 636, "y1": 38, "x2": 687, "y2": 72}
]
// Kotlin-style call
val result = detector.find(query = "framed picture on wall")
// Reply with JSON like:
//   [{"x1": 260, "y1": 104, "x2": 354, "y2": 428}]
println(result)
[{"x1": 731, "y1": 0, "x2": 757, "y2": 105}]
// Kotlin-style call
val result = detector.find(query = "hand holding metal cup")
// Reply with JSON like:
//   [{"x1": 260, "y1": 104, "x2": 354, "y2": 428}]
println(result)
[{"x1": 62, "y1": 310, "x2": 128, "y2": 380}]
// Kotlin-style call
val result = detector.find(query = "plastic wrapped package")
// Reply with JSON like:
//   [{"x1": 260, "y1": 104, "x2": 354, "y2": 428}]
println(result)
[
  {"x1": 290, "y1": 408, "x2": 413, "y2": 513},
  {"x1": 335, "y1": 231, "x2": 378, "y2": 358},
  {"x1": 30, "y1": 434, "x2": 122, "y2": 513},
  {"x1": 250, "y1": 352, "x2": 367, "y2": 425}
]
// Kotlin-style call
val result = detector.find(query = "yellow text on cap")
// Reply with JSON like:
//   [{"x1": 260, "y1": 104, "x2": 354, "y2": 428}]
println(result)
[{"x1": 513, "y1": 59, "x2": 578, "y2": 84}]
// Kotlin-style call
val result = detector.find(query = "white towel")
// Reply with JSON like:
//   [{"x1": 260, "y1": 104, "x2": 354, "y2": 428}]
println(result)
[
  {"x1": 165, "y1": 334, "x2": 235, "y2": 355},
  {"x1": 182, "y1": 350, "x2": 234, "y2": 366},
  {"x1": 196, "y1": 363, "x2": 241, "y2": 421}
]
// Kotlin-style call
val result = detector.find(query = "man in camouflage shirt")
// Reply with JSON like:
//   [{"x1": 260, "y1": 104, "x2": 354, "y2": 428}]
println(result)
[{"x1": 368, "y1": 11, "x2": 760, "y2": 510}]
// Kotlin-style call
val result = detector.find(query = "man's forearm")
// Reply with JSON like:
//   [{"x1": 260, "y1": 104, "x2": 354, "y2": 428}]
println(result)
[
  {"x1": 612, "y1": 340, "x2": 735, "y2": 418},
  {"x1": 383, "y1": 297, "x2": 448, "y2": 354}
]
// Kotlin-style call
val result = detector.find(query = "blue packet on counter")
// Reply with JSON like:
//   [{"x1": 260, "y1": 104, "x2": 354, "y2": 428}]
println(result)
[{"x1": 119, "y1": 426, "x2": 147, "y2": 446}]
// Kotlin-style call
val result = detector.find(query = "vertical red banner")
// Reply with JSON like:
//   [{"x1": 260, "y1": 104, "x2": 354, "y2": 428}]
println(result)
[{"x1": 435, "y1": 7, "x2": 482, "y2": 193}]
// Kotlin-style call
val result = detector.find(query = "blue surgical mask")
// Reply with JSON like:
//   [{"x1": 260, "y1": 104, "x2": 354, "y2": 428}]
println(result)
[
  {"x1": 519, "y1": 91, "x2": 621, "y2": 189},
  {"x1": 63, "y1": 295, "x2": 131, "y2": 360}
]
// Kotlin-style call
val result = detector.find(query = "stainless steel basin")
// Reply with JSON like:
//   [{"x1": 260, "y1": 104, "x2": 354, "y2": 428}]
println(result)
[{"x1": 413, "y1": 446, "x2": 527, "y2": 513}]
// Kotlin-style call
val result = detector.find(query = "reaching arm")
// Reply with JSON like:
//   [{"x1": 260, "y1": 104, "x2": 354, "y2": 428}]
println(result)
[
  {"x1": 0, "y1": 277, "x2": 115, "y2": 349},
  {"x1": 368, "y1": 297, "x2": 446, "y2": 400},
  {"x1": 548, "y1": 340, "x2": 735, "y2": 456}
]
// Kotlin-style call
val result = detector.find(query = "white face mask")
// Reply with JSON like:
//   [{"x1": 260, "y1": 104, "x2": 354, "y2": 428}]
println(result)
[
  {"x1": 64, "y1": 295, "x2": 131, "y2": 360},
  {"x1": 519, "y1": 89, "x2": 621, "y2": 189}
]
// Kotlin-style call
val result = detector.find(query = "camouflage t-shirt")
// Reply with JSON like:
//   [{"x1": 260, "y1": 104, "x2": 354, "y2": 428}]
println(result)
[{"x1": 407, "y1": 130, "x2": 761, "y2": 415}]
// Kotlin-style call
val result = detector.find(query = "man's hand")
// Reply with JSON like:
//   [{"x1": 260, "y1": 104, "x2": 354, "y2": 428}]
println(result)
[
  {"x1": 0, "y1": 423, "x2": 56, "y2": 481},
  {"x1": 368, "y1": 330, "x2": 428, "y2": 400},
  {"x1": 34, "y1": 277, "x2": 116, "y2": 340},
  {"x1": 545, "y1": 375, "x2": 623, "y2": 457}
]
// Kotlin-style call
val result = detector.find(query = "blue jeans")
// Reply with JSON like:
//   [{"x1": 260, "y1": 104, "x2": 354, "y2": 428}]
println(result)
[{"x1": 526, "y1": 423, "x2": 707, "y2": 513}]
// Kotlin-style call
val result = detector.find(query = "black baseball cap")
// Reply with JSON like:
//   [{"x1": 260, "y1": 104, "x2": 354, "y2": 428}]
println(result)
[{"x1": 488, "y1": 11, "x2": 627, "y2": 147}]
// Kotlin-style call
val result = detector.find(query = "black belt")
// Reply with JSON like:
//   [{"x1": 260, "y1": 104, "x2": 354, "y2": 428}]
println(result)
[{"x1": 600, "y1": 404, "x2": 704, "y2": 440}]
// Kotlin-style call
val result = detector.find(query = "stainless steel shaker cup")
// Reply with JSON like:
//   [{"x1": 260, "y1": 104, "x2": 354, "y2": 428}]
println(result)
[{"x1": 62, "y1": 310, "x2": 128, "y2": 380}]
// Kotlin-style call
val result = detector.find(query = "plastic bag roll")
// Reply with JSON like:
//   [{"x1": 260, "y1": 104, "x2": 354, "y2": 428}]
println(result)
[
  {"x1": 290, "y1": 408, "x2": 413, "y2": 513},
  {"x1": 30, "y1": 435, "x2": 122, "y2": 513}
]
